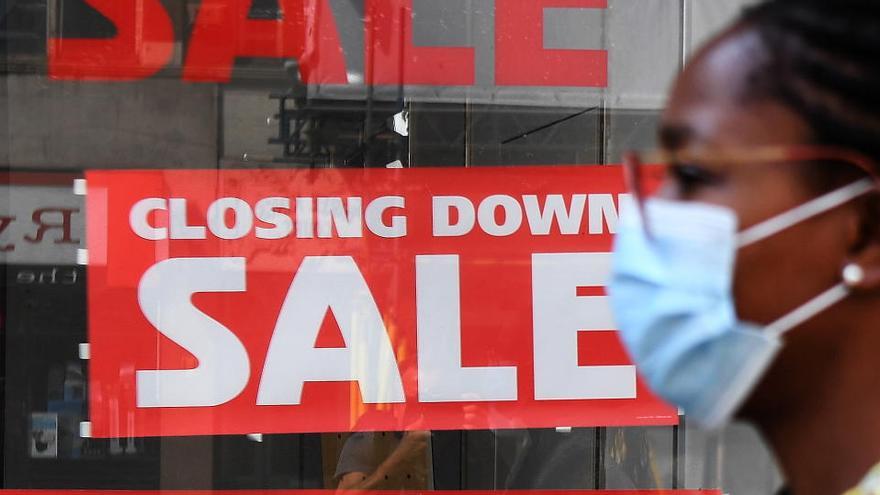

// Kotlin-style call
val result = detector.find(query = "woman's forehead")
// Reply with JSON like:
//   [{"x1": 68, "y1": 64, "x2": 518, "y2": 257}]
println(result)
[
  {"x1": 661, "y1": 27, "x2": 812, "y2": 152},
  {"x1": 659, "y1": 102, "x2": 811, "y2": 153}
]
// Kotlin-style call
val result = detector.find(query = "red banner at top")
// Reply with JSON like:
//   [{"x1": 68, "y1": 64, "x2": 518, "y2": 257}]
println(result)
[
  {"x1": 85, "y1": 165, "x2": 675, "y2": 438},
  {"x1": 48, "y1": 0, "x2": 607, "y2": 86}
]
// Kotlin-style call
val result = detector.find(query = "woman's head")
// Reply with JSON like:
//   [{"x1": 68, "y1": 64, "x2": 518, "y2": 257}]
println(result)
[
  {"x1": 653, "y1": 0, "x2": 880, "y2": 420},
  {"x1": 663, "y1": 0, "x2": 880, "y2": 195},
  {"x1": 740, "y1": 0, "x2": 880, "y2": 167}
]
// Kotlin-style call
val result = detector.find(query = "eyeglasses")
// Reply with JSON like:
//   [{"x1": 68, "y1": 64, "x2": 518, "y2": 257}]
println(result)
[{"x1": 622, "y1": 144, "x2": 880, "y2": 209}]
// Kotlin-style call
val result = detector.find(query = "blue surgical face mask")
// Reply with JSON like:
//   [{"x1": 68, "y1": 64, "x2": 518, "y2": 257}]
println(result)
[{"x1": 608, "y1": 178, "x2": 875, "y2": 430}]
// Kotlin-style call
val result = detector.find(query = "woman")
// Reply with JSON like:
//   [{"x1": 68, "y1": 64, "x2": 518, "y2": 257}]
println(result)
[{"x1": 608, "y1": 1, "x2": 880, "y2": 494}]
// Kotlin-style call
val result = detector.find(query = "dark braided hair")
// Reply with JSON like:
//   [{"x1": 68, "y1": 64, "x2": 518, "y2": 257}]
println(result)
[{"x1": 740, "y1": 0, "x2": 880, "y2": 170}]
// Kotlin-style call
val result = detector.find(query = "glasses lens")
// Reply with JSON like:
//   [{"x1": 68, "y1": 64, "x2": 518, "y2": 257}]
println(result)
[
  {"x1": 623, "y1": 152, "x2": 666, "y2": 206},
  {"x1": 622, "y1": 152, "x2": 643, "y2": 204}
]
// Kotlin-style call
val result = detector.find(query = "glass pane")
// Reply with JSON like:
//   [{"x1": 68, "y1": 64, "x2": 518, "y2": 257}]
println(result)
[{"x1": 1, "y1": 1, "x2": 784, "y2": 494}]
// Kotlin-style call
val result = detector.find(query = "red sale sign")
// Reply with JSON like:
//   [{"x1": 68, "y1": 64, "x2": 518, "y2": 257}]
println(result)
[
  {"x1": 48, "y1": 0, "x2": 607, "y2": 85},
  {"x1": 85, "y1": 166, "x2": 675, "y2": 438}
]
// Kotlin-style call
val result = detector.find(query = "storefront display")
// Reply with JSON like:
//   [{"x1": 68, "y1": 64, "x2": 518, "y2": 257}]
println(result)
[{"x1": 1, "y1": 0, "x2": 781, "y2": 492}]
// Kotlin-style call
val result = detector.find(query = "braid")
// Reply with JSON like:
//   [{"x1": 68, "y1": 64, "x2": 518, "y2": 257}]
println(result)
[{"x1": 740, "y1": 0, "x2": 880, "y2": 168}]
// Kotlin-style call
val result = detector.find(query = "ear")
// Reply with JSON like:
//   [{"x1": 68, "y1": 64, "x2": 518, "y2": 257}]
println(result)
[{"x1": 844, "y1": 195, "x2": 880, "y2": 290}]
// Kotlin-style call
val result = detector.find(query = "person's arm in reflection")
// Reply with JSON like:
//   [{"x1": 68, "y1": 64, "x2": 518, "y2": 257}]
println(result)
[{"x1": 336, "y1": 431, "x2": 430, "y2": 490}]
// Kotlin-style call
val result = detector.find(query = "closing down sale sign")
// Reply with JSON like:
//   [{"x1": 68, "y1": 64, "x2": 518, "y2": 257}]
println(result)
[{"x1": 85, "y1": 166, "x2": 675, "y2": 438}]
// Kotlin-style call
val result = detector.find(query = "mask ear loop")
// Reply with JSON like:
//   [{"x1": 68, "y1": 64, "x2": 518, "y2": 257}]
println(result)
[
  {"x1": 736, "y1": 177, "x2": 879, "y2": 338},
  {"x1": 736, "y1": 178, "x2": 876, "y2": 248},
  {"x1": 764, "y1": 283, "x2": 850, "y2": 338}
]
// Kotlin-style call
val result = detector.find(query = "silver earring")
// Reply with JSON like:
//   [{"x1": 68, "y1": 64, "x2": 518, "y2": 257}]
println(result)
[{"x1": 842, "y1": 263, "x2": 866, "y2": 287}]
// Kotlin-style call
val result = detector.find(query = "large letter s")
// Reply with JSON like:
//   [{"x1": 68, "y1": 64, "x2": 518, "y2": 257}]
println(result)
[{"x1": 136, "y1": 257, "x2": 250, "y2": 408}]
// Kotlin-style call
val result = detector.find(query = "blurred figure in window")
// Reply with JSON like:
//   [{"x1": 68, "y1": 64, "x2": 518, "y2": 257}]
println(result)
[{"x1": 335, "y1": 430, "x2": 430, "y2": 490}]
